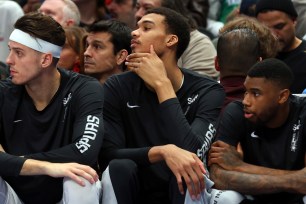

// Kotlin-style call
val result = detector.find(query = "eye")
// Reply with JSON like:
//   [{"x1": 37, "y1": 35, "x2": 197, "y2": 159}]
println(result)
[
  {"x1": 143, "y1": 26, "x2": 151, "y2": 31},
  {"x1": 253, "y1": 92, "x2": 260, "y2": 97},
  {"x1": 16, "y1": 50, "x2": 23, "y2": 57},
  {"x1": 274, "y1": 23, "x2": 285, "y2": 30},
  {"x1": 94, "y1": 44, "x2": 101, "y2": 49}
]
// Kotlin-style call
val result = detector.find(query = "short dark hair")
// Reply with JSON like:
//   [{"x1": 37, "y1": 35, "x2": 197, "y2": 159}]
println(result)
[
  {"x1": 247, "y1": 58, "x2": 294, "y2": 89},
  {"x1": 217, "y1": 28, "x2": 260, "y2": 76},
  {"x1": 88, "y1": 19, "x2": 132, "y2": 55},
  {"x1": 146, "y1": 7, "x2": 190, "y2": 60},
  {"x1": 14, "y1": 12, "x2": 65, "y2": 47}
]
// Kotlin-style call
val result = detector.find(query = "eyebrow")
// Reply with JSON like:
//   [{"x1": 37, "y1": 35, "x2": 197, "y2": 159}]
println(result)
[{"x1": 137, "y1": 20, "x2": 155, "y2": 26}]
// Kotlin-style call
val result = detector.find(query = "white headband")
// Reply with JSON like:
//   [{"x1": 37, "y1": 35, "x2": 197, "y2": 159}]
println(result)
[{"x1": 9, "y1": 29, "x2": 62, "y2": 58}]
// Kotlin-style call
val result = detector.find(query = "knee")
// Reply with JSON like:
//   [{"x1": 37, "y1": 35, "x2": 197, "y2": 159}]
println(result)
[
  {"x1": 62, "y1": 177, "x2": 101, "y2": 204},
  {"x1": 209, "y1": 189, "x2": 245, "y2": 204},
  {"x1": 108, "y1": 159, "x2": 138, "y2": 180}
]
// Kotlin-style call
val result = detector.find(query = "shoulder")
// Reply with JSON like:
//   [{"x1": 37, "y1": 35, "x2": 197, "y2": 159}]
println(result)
[
  {"x1": 59, "y1": 69, "x2": 103, "y2": 95},
  {"x1": 104, "y1": 71, "x2": 141, "y2": 90},
  {"x1": 189, "y1": 30, "x2": 215, "y2": 47}
]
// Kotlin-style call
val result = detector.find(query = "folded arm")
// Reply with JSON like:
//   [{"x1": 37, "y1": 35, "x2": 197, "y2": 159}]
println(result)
[{"x1": 209, "y1": 141, "x2": 306, "y2": 194}]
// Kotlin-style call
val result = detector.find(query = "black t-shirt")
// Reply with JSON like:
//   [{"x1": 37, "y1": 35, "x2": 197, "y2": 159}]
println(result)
[
  {"x1": 216, "y1": 96, "x2": 306, "y2": 203},
  {"x1": 277, "y1": 40, "x2": 306, "y2": 94},
  {"x1": 0, "y1": 69, "x2": 104, "y2": 204}
]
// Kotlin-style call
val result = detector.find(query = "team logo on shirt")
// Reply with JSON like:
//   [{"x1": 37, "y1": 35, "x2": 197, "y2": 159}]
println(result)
[
  {"x1": 76, "y1": 115, "x2": 100, "y2": 153},
  {"x1": 187, "y1": 94, "x2": 198, "y2": 105},
  {"x1": 63, "y1": 93, "x2": 72, "y2": 106},
  {"x1": 184, "y1": 94, "x2": 199, "y2": 115},
  {"x1": 197, "y1": 123, "x2": 216, "y2": 161},
  {"x1": 291, "y1": 120, "x2": 300, "y2": 152}
]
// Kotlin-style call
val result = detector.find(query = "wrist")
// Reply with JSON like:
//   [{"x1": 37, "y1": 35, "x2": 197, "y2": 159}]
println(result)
[
  {"x1": 154, "y1": 79, "x2": 176, "y2": 103},
  {"x1": 148, "y1": 145, "x2": 169, "y2": 163}
]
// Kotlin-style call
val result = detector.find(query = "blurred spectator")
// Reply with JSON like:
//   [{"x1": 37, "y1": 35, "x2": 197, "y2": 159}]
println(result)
[
  {"x1": 182, "y1": 0, "x2": 209, "y2": 28},
  {"x1": 58, "y1": 26, "x2": 87, "y2": 73},
  {"x1": 73, "y1": 0, "x2": 109, "y2": 29},
  {"x1": 39, "y1": 0, "x2": 81, "y2": 27},
  {"x1": 106, "y1": 0, "x2": 137, "y2": 29},
  {"x1": 220, "y1": 16, "x2": 278, "y2": 59},
  {"x1": 21, "y1": 0, "x2": 41, "y2": 13},
  {"x1": 256, "y1": 0, "x2": 306, "y2": 93},
  {"x1": 292, "y1": 0, "x2": 306, "y2": 39},
  {"x1": 0, "y1": 0, "x2": 24, "y2": 62}
]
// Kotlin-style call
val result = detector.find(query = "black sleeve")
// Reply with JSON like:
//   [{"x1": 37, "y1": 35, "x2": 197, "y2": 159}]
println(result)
[
  {"x1": 0, "y1": 83, "x2": 27, "y2": 176},
  {"x1": 215, "y1": 101, "x2": 246, "y2": 147},
  {"x1": 25, "y1": 80, "x2": 104, "y2": 167},
  {"x1": 158, "y1": 83, "x2": 225, "y2": 160}
]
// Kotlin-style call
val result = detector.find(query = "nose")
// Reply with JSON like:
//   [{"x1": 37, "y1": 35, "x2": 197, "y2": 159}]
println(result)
[
  {"x1": 6, "y1": 50, "x2": 13, "y2": 66},
  {"x1": 242, "y1": 92, "x2": 250, "y2": 107},
  {"x1": 84, "y1": 46, "x2": 91, "y2": 57},
  {"x1": 131, "y1": 28, "x2": 139, "y2": 38}
]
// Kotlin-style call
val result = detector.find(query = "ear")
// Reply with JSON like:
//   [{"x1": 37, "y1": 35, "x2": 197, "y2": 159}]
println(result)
[
  {"x1": 278, "y1": 89, "x2": 290, "y2": 104},
  {"x1": 41, "y1": 53, "x2": 53, "y2": 68},
  {"x1": 65, "y1": 19, "x2": 75, "y2": 27},
  {"x1": 166, "y1": 35, "x2": 178, "y2": 47},
  {"x1": 116, "y1": 49, "x2": 128, "y2": 66},
  {"x1": 215, "y1": 56, "x2": 220, "y2": 71},
  {"x1": 258, "y1": 56, "x2": 263, "y2": 62}
]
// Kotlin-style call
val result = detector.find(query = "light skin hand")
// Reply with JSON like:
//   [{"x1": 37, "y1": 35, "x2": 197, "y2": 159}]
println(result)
[
  {"x1": 149, "y1": 145, "x2": 206, "y2": 200},
  {"x1": 125, "y1": 44, "x2": 168, "y2": 90},
  {"x1": 125, "y1": 45, "x2": 176, "y2": 103},
  {"x1": 0, "y1": 144, "x2": 5, "y2": 152},
  {"x1": 208, "y1": 140, "x2": 243, "y2": 171},
  {"x1": 20, "y1": 160, "x2": 99, "y2": 186}
]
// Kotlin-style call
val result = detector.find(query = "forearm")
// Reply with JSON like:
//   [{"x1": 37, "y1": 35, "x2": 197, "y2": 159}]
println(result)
[
  {"x1": 20, "y1": 159, "x2": 49, "y2": 176},
  {"x1": 210, "y1": 164, "x2": 306, "y2": 195},
  {"x1": 236, "y1": 162, "x2": 297, "y2": 175}
]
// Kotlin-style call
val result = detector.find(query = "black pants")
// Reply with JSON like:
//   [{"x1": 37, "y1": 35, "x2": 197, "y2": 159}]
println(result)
[{"x1": 108, "y1": 159, "x2": 185, "y2": 204}]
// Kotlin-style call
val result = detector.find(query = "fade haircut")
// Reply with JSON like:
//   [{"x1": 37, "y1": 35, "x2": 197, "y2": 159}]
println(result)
[
  {"x1": 88, "y1": 19, "x2": 132, "y2": 55},
  {"x1": 146, "y1": 7, "x2": 190, "y2": 60},
  {"x1": 14, "y1": 12, "x2": 65, "y2": 47},
  {"x1": 248, "y1": 58, "x2": 294, "y2": 89},
  {"x1": 62, "y1": 0, "x2": 81, "y2": 26},
  {"x1": 217, "y1": 28, "x2": 260, "y2": 77},
  {"x1": 220, "y1": 16, "x2": 278, "y2": 59}
]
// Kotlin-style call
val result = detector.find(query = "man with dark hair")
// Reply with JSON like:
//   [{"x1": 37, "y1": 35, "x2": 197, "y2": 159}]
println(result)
[
  {"x1": 84, "y1": 19, "x2": 132, "y2": 84},
  {"x1": 209, "y1": 58, "x2": 306, "y2": 203},
  {"x1": 216, "y1": 28, "x2": 261, "y2": 108},
  {"x1": 0, "y1": 12, "x2": 104, "y2": 204},
  {"x1": 99, "y1": 7, "x2": 225, "y2": 204},
  {"x1": 134, "y1": 0, "x2": 220, "y2": 80},
  {"x1": 256, "y1": 0, "x2": 306, "y2": 94}
]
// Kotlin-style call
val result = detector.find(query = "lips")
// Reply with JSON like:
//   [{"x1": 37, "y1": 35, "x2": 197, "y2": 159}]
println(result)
[
  {"x1": 10, "y1": 69, "x2": 17, "y2": 76},
  {"x1": 244, "y1": 109, "x2": 254, "y2": 119},
  {"x1": 84, "y1": 63, "x2": 95, "y2": 69},
  {"x1": 130, "y1": 39, "x2": 139, "y2": 48}
]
